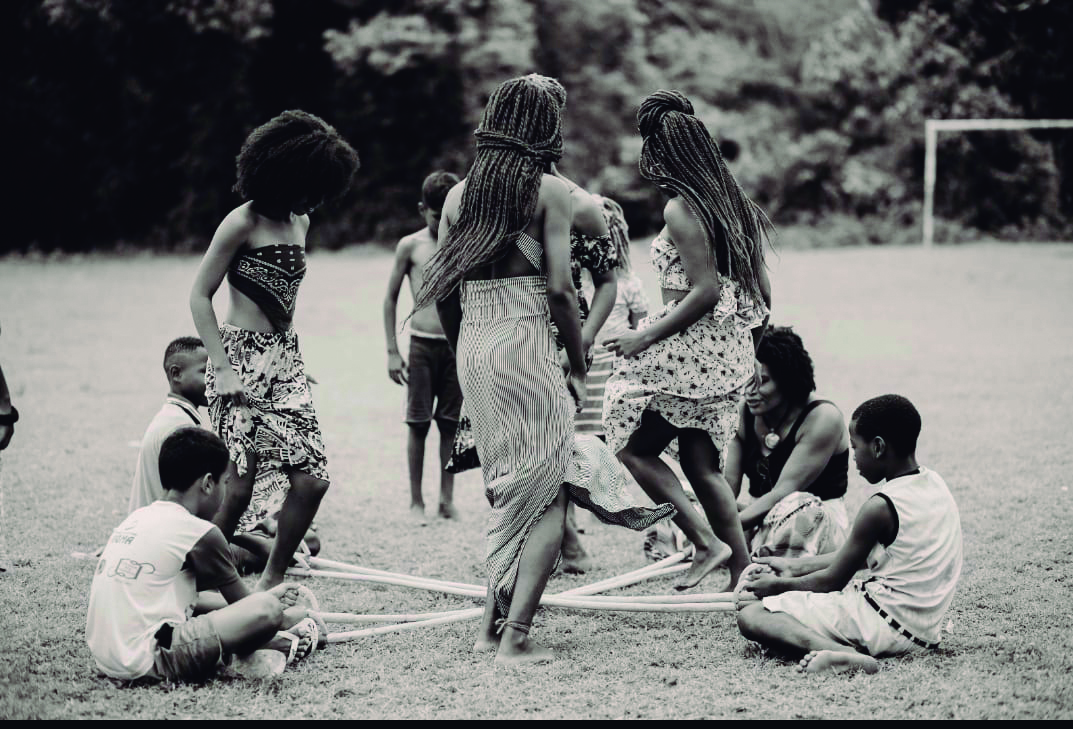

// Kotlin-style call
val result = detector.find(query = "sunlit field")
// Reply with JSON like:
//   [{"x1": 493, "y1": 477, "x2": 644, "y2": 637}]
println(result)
[{"x1": 1, "y1": 241, "x2": 1071, "y2": 719}]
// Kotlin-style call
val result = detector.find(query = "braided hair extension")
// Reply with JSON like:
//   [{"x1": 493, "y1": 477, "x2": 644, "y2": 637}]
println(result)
[
  {"x1": 637, "y1": 90, "x2": 772, "y2": 305},
  {"x1": 235, "y1": 110, "x2": 360, "y2": 220},
  {"x1": 414, "y1": 75, "x2": 565, "y2": 309},
  {"x1": 598, "y1": 195, "x2": 633, "y2": 273}
]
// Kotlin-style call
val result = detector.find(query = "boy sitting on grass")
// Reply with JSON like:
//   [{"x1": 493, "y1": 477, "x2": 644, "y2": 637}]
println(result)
[
  {"x1": 87, "y1": 427, "x2": 320, "y2": 683},
  {"x1": 128, "y1": 337, "x2": 209, "y2": 513},
  {"x1": 736, "y1": 394, "x2": 963, "y2": 675}
]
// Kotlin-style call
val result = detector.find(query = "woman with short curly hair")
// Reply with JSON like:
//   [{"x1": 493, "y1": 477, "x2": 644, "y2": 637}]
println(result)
[
  {"x1": 725, "y1": 326, "x2": 851, "y2": 559},
  {"x1": 190, "y1": 110, "x2": 359, "y2": 591}
]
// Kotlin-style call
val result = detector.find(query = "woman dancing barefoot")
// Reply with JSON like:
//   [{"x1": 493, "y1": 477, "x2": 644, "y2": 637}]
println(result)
[
  {"x1": 604, "y1": 90, "x2": 772, "y2": 593},
  {"x1": 415, "y1": 75, "x2": 672, "y2": 666},
  {"x1": 190, "y1": 110, "x2": 359, "y2": 591}
]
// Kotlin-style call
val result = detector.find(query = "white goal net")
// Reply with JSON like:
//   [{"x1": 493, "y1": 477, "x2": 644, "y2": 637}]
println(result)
[{"x1": 923, "y1": 118, "x2": 1073, "y2": 246}]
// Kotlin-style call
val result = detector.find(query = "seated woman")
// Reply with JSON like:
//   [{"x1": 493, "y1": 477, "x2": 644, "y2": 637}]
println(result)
[{"x1": 725, "y1": 326, "x2": 850, "y2": 559}]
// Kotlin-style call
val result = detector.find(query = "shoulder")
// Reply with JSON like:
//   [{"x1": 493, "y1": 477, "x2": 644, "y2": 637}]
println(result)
[
  {"x1": 219, "y1": 203, "x2": 259, "y2": 238},
  {"x1": 570, "y1": 191, "x2": 607, "y2": 235},
  {"x1": 396, "y1": 229, "x2": 425, "y2": 252},
  {"x1": 663, "y1": 198, "x2": 701, "y2": 238},
  {"x1": 538, "y1": 175, "x2": 572, "y2": 212},
  {"x1": 800, "y1": 400, "x2": 847, "y2": 440}
]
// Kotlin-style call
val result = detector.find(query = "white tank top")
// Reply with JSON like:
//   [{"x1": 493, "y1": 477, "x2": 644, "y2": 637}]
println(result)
[{"x1": 862, "y1": 467, "x2": 963, "y2": 645}]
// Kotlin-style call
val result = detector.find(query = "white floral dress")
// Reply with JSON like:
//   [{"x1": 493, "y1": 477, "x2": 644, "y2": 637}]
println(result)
[{"x1": 603, "y1": 229, "x2": 767, "y2": 457}]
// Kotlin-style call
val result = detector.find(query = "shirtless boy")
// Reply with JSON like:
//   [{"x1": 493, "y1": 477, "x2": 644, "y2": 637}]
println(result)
[{"x1": 383, "y1": 171, "x2": 463, "y2": 524}]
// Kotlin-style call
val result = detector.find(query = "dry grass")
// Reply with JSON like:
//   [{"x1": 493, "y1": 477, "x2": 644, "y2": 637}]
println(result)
[{"x1": 1, "y1": 240, "x2": 1072, "y2": 719}]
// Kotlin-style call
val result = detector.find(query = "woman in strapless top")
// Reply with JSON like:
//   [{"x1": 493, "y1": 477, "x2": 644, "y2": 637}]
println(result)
[
  {"x1": 189, "y1": 110, "x2": 358, "y2": 591},
  {"x1": 603, "y1": 90, "x2": 772, "y2": 592}
]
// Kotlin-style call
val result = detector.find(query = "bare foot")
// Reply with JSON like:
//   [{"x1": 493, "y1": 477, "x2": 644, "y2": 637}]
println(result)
[
  {"x1": 560, "y1": 547, "x2": 592, "y2": 575},
  {"x1": 438, "y1": 502, "x2": 459, "y2": 520},
  {"x1": 410, "y1": 504, "x2": 427, "y2": 526},
  {"x1": 797, "y1": 650, "x2": 879, "y2": 675},
  {"x1": 674, "y1": 543, "x2": 732, "y2": 591},
  {"x1": 473, "y1": 635, "x2": 500, "y2": 653},
  {"x1": 494, "y1": 639, "x2": 555, "y2": 666}
]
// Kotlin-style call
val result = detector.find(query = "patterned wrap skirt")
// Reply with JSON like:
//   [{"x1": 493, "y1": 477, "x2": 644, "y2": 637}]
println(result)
[
  {"x1": 458, "y1": 276, "x2": 674, "y2": 617},
  {"x1": 206, "y1": 323, "x2": 328, "y2": 532},
  {"x1": 603, "y1": 287, "x2": 764, "y2": 460}
]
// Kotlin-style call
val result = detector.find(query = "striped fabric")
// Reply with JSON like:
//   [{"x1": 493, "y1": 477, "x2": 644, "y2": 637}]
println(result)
[
  {"x1": 575, "y1": 346, "x2": 616, "y2": 435},
  {"x1": 458, "y1": 233, "x2": 674, "y2": 617}
]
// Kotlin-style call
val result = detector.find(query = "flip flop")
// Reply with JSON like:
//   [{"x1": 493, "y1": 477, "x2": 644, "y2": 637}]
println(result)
[{"x1": 279, "y1": 617, "x2": 319, "y2": 666}]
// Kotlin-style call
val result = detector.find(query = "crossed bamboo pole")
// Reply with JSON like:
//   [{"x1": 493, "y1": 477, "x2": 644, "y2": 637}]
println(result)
[{"x1": 286, "y1": 552, "x2": 735, "y2": 643}]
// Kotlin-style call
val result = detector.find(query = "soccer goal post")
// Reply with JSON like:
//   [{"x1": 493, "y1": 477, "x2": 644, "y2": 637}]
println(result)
[{"x1": 923, "y1": 118, "x2": 1073, "y2": 246}]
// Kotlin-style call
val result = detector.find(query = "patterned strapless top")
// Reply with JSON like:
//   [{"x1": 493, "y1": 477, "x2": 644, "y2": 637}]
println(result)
[
  {"x1": 650, "y1": 227, "x2": 692, "y2": 290},
  {"x1": 227, "y1": 244, "x2": 306, "y2": 332},
  {"x1": 650, "y1": 228, "x2": 769, "y2": 328}
]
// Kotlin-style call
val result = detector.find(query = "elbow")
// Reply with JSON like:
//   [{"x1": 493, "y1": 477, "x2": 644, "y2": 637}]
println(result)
[{"x1": 546, "y1": 285, "x2": 574, "y2": 308}]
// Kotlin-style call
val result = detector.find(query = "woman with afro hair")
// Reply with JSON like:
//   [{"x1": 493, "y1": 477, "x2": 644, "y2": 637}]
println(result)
[{"x1": 190, "y1": 110, "x2": 359, "y2": 591}]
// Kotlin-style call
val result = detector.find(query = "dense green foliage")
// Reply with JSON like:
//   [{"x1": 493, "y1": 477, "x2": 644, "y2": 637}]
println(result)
[{"x1": 4, "y1": 0, "x2": 1070, "y2": 252}]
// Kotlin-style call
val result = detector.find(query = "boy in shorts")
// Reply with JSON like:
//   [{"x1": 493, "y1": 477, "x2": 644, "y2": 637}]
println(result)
[
  {"x1": 87, "y1": 427, "x2": 320, "y2": 683},
  {"x1": 736, "y1": 394, "x2": 963, "y2": 674},
  {"x1": 383, "y1": 171, "x2": 463, "y2": 524}
]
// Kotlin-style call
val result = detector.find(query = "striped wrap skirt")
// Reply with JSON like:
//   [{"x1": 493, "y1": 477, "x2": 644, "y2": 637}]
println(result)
[{"x1": 458, "y1": 276, "x2": 675, "y2": 616}]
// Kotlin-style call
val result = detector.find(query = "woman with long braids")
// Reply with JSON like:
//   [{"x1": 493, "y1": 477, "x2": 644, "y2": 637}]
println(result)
[
  {"x1": 190, "y1": 110, "x2": 359, "y2": 591},
  {"x1": 603, "y1": 90, "x2": 772, "y2": 592},
  {"x1": 415, "y1": 75, "x2": 672, "y2": 665}
]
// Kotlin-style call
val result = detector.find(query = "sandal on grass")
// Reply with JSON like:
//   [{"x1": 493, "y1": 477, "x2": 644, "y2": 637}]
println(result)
[{"x1": 280, "y1": 617, "x2": 319, "y2": 666}]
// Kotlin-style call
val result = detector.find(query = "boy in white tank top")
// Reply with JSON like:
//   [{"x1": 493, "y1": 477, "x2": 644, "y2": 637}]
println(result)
[{"x1": 735, "y1": 394, "x2": 963, "y2": 674}]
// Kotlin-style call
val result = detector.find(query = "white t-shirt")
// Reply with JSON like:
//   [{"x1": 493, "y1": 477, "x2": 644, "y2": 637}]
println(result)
[
  {"x1": 128, "y1": 396, "x2": 204, "y2": 513},
  {"x1": 863, "y1": 467, "x2": 963, "y2": 645},
  {"x1": 86, "y1": 501, "x2": 240, "y2": 680}
]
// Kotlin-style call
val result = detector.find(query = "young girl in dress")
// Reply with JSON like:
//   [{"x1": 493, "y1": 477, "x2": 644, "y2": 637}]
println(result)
[
  {"x1": 190, "y1": 110, "x2": 359, "y2": 591},
  {"x1": 415, "y1": 75, "x2": 672, "y2": 665},
  {"x1": 604, "y1": 90, "x2": 772, "y2": 592}
]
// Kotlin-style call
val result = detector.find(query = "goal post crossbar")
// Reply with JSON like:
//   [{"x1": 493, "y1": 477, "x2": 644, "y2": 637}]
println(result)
[{"x1": 922, "y1": 119, "x2": 1073, "y2": 246}]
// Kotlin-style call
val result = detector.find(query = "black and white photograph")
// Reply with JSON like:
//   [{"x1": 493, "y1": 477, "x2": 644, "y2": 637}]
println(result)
[{"x1": 1, "y1": 0, "x2": 1070, "y2": 719}]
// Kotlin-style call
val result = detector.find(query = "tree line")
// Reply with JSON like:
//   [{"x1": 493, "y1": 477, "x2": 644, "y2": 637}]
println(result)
[{"x1": 4, "y1": 0, "x2": 1071, "y2": 253}]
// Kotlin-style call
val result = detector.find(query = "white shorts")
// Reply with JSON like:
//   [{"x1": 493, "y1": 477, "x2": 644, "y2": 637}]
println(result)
[{"x1": 762, "y1": 587, "x2": 920, "y2": 658}]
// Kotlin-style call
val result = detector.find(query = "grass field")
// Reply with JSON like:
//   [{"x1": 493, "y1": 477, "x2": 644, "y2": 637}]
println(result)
[{"x1": 1, "y1": 241, "x2": 1072, "y2": 719}]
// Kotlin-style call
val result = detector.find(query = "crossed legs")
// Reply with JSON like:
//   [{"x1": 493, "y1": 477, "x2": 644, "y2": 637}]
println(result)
[{"x1": 736, "y1": 602, "x2": 879, "y2": 674}]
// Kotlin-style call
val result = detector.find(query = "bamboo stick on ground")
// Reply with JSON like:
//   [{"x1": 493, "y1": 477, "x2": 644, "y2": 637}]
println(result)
[
  {"x1": 307, "y1": 556, "x2": 484, "y2": 592},
  {"x1": 314, "y1": 608, "x2": 474, "y2": 625},
  {"x1": 286, "y1": 568, "x2": 486, "y2": 598}
]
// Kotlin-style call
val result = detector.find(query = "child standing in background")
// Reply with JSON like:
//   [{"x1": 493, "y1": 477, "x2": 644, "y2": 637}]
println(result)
[{"x1": 383, "y1": 171, "x2": 464, "y2": 525}]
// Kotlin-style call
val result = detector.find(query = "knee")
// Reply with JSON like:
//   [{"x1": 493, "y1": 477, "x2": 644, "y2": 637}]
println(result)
[
  {"x1": 736, "y1": 602, "x2": 766, "y2": 639},
  {"x1": 617, "y1": 445, "x2": 641, "y2": 472},
  {"x1": 290, "y1": 471, "x2": 330, "y2": 499},
  {"x1": 435, "y1": 418, "x2": 457, "y2": 439},
  {"x1": 250, "y1": 592, "x2": 284, "y2": 628},
  {"x1": 408, "y1": 422, "x2": 432, "y2": 439}
]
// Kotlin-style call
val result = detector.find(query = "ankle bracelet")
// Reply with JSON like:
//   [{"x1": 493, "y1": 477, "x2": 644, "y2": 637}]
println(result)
[{"x1": 495, "y1": 619, "x2": 531, "y2": 636}]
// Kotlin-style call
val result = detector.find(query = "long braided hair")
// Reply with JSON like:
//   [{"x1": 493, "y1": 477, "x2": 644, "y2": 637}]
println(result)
[
  {"x1": 637, "y1": 90, "x2": 771, "y2": 304},
  {"x1": 414, "y1": 75, "x2": 564, "y2": 308}
]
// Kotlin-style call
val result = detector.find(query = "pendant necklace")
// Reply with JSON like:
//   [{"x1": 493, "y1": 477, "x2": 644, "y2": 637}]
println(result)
[{"x1": 762, "y1": 405, "x2": 796, "y2": 450}]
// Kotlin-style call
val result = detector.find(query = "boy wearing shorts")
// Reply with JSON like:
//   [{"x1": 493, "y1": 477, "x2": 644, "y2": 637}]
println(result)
[
  {"x1": 87, "y1": 427, "x2": 318, "y2": 683},
  {"x1": 736, "y1": 394, "x2": 963, "y2": 674},
  {"x1": 383, "y1": 171, "x2": 463, "y2": 524}
]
